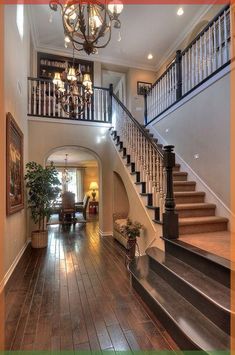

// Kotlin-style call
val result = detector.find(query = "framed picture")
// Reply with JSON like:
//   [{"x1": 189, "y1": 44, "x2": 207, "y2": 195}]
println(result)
[
  {"x1": 137, "y1": 81, "x2": 152, "y2": 95},
  {"x1": 6, "y1": 113, "x2": 24, "y2": 215}
]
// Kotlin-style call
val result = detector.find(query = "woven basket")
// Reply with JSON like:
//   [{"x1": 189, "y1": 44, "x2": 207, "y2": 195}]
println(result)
[{"x1": 31, "y1": 230, "x2": 48, "y2": 248}]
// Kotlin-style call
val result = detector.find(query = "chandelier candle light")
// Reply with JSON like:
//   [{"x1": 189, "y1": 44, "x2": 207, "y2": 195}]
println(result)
[
  {"x1": 62, "y1": 154, "x2": 72, "y2": 190},
  {"x1": 49, "y1": 0, "x2": 123, "y2": 55},
  {"x1": 53, "y1": 50, "x2": 93, "y2": 116}
]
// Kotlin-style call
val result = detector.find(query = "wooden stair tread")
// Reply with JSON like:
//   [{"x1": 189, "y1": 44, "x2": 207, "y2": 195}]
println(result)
[
  {"x1": 174, "y1": 181, "x2": 196, "y2": 186},
  {"x1": 146, "y1": 247, "x2": 230, "y2": 312},
  {"x1": 176, "y1": 203, "x2": 216, "y2": 210},
  {"x1": 129, "y1": 256, "x2": 229, "y2": 350},
  {"x1": 179, "y1": 216, "x2": 228, "y2": 225},
  {"x1": 173, "y1": 171, "x2": 188, "y2": 176},
  {"x1": 174, "y1": 191, "x2": 205, "y2": 196}
]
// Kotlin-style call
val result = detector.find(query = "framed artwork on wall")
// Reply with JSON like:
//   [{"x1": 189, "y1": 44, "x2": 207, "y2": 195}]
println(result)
[
  {"x1": 6, "y1": 112, "x2": 24, "y2": 215},
  {"x1": 137, "y1": 81, "x2": 152, "y2": 95}
]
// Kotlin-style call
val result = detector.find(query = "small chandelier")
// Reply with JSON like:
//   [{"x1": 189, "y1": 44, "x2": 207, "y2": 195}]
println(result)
[
  {"x1": 49, "y1": 0, "x2": 123, "y2": 55},
  {"x1": 62, "y1": 154, "x2": 72, "y2": 187},
  {"x1": 53, "y1": 51, "x2": 93, "y2": 116}
]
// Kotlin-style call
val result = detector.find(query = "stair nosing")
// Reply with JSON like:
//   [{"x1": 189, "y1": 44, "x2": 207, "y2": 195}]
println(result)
[
  {"x1": 146, "y1": 247, "x2": 231, "y2": 314},
  {"x1": 130, "y1": 260, "x2": 229, "y2": 351}
]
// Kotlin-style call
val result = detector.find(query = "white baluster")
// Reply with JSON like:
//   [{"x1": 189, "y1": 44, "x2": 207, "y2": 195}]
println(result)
[{"x1": 39, "y1": 81, "x2": 41, "y2": 116}]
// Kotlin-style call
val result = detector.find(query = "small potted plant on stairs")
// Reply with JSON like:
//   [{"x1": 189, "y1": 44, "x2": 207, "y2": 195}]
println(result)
[
  {"x1": 120, "y1": 218, "x2": 143, "y2": 264},
  {"x1": 25, "y1": 161, "x2": 61, "y2": 248}
]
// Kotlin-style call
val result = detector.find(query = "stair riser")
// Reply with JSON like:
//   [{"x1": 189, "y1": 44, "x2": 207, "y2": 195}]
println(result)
[
  {"x1": 176, "y1": 208, "x2": 216, "y2": 218},
  {"x1": 174, "y1": 185, "x2": 196, "y2": 192},
  {"x1": 179, "y1": 222, "x2": 228, "y2": 235},
  {"x1": 175, "y1": 195, "x2": 205, "y2": 204},
  {"x1": 164, "y1": 240, "x2": 230, "y2": 287},
  {"x1": 173, "y1": 166, "x2": 180, "y2": 172},
  {"x1": 173, "y1": 175, "x2": 188, "y2": 182},
  {"x1": 131, "y1": 275, "x2": 199, "y2": 350},
  {"x1": 148, "y1": 257, "x2": 230, "y2": 334}
]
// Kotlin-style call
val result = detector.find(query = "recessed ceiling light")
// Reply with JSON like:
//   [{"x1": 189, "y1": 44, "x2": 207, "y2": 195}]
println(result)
[
  {"x1": 177, "y1": 7, "x2": 184, "y2": 16},
  {"x1": 148, "y1": 53, "x2": 153, "y2": 60}
]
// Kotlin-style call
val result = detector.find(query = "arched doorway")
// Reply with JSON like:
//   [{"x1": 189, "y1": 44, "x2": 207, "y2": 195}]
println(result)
[{"x1": 45, "y1": 145, "x2": 101, "y2": 226}]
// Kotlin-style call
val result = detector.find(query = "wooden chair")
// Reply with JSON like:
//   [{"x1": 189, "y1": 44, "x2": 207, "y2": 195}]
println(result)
[
  {"x1": 61, "y1": 191, "x2": 76, "y2": 224},
  {"x1": 76, "y1": 195, "x2": 90, "y2": 220}
]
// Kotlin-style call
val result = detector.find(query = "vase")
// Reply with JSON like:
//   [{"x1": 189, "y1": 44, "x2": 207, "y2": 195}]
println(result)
[
  {"x1": 31, "y1": 230, "x2": 48, "y2": 248},
  {"x1": 127, "y1": 237, "x2": 136, "y2": 261}
]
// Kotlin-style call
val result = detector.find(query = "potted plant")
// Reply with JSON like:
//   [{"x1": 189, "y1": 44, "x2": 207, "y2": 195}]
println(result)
[
  {"x1": 25, "y1": 161, "x2": 61, "y2": 248},
  {"x1": 120, "y1": 218, "x2": 143, "y2": 263}
]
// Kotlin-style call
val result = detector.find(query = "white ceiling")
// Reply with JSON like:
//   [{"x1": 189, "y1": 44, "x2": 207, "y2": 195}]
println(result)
[
  {"x1": 28, "y1": 4, "x2": 215, "y2": 71},
  {"x1": 47, "y1": 147, "x2": 98, "y2": 166}
]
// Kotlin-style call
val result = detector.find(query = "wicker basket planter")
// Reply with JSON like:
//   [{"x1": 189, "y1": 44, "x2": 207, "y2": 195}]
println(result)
[{"x1": 31, "y1": 230, "x2": 48, "y2": 248}]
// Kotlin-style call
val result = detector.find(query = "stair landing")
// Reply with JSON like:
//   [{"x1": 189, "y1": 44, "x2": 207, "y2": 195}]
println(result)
[{"x1": 179, "y1": 231, "x2": 232, "y2": 261}]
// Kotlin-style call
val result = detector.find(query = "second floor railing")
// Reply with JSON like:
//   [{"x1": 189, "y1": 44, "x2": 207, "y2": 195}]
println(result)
[
  {"x1": 146, "y1": 5, "x2": 231, "y2": 124},
  {"x1": 28, "y1": 77, "x2": 111, "y2": 123}
]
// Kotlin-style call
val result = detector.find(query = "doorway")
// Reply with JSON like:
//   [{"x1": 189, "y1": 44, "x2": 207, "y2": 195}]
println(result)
[{"x1": 102, "y1": 70, "x2": 127, "y2": 105}]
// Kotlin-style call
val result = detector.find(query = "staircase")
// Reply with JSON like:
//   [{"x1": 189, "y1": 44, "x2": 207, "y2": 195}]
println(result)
[{"x1": 110, "y1": 94, "x2": 231, "y2": 351}]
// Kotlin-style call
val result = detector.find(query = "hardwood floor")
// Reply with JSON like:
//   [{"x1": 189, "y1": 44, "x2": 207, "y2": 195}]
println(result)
[{"x1": 4, "y1": 221, "x2": 178, "y2": 351}]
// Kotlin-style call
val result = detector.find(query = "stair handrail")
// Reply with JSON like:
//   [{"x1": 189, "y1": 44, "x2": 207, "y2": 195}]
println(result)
[
  {"x1": 111, "y1": 87, "x2": 178, "y2": 239},
  {"x1": 111, "y1": 91, "x2": 164, "y2": 159}
]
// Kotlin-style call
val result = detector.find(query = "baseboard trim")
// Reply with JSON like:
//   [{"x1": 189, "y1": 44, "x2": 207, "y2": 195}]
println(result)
[
  {"x1": 0, "y1": 239, "x2": 30, "y2": 294},
  {"x1": 99, "y1": 229, "x2": 113, "y2": 237}
]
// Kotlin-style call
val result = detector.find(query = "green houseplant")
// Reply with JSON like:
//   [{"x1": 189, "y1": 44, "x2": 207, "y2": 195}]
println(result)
[{"x1": 25, "y1": 161, "x2": 61, "y2": 248}]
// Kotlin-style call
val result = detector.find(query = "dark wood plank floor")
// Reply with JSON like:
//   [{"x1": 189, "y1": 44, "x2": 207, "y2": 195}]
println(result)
[{"x1": 4, "y1": 220, "x2": 178, "y2": 351}]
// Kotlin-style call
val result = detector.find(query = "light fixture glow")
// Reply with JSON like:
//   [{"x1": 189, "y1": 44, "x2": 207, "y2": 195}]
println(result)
[
  {"x1": 177, "y1": 7, "x2": 184, "y2": 16},
  {"x1": 148, "y1": 53, "x2": 153, "y2": 60}
]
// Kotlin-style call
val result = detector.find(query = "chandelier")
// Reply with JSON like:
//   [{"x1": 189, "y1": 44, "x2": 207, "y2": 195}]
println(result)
[
  {"x1": 62, "y1": 154, "x2": 72, "y2": 187},
  {"x1": 53, "y1": 51, "x2": 93, "y2": 116},
  {"x1": 49, "y1": 0, "x2": 123, "y2": 55}
]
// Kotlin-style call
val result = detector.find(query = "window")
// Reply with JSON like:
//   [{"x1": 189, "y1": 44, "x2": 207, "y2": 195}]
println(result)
[
  {"x1": 57, "y1": 168, "x2": 83, "y2": 202},
  {"x1": 16, "y1": 5, "x2": 24, "y2": 40}
]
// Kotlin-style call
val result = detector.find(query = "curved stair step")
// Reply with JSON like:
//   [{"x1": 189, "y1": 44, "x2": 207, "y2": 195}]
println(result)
[
  {"x1": 129, "y1": 256, "x2": 229, "y2": 351},
  {"x1": 146, "y1": 247, "x2": 231, "y2": 334},
  {"x1": 174, "y1": 191, "x2": 205, "y2": 204},
  {"x1": 174, "y1": 181, "x2": 196, "y2": 192}
]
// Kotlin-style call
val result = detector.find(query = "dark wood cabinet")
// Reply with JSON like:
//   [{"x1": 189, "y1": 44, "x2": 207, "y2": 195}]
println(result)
[{"x1": 37, "y1": 52, "x2": 94, "y2": 81}]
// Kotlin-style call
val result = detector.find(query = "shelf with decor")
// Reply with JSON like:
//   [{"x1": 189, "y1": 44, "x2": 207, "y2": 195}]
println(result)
[{"x1": 37, "y1": 52, "x2": 94, "y2": 82}]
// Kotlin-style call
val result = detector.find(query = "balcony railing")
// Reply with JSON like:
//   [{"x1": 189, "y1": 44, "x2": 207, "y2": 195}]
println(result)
[
  {"x1": 146, "y1": 5, "x2": 231, "y2": 125},
  {"x1": 28, "y1": 77, "x2": 111, "y2": 123}
]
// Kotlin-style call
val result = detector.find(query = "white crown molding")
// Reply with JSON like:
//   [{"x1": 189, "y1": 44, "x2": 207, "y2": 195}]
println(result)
[
  {"x1": 155, "y1": 4, "x2": 214, "y2": 72},
  {"x1": 34, "y1": 44, "x2": 157, "y2": 72}
]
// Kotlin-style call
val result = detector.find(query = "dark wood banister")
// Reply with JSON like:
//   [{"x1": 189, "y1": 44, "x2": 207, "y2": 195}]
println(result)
[{"x1": 111, "y1": 90, "x2": 164, "y2": 159}]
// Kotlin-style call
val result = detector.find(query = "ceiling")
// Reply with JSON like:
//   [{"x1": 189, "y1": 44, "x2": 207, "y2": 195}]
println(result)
[
  {"x1": 28, "y1": 4, "x2": 215, "y2": 71},
  {"x1": 47, "y1": 147, "x2": 98, "y2": 166}
]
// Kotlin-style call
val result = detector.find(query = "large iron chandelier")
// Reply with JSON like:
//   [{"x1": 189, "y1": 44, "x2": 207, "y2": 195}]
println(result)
[
  {"x1": 53, "y1": 51, "x2": 93, "y2": 116},
  {"x1": 49, "y1": 0, "x2": 123, "y2": 55}
]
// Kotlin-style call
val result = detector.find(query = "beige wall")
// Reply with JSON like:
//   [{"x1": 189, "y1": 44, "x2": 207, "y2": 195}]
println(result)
[
  {"x1": 152, "y1": 72, "x2": 230, "y2": 208},
  {"x1": 127, "y1": 68, "x2": 157, "y2": 123},
  {"x1": 4, "y1": 5, "x2": 30, "y2": 276},
  {"x1": 113, "y1": 172, "x2": 130, "y2": 216},
  {"x1": 28, "y1": 121, "x2": 113, "y2": 234}
]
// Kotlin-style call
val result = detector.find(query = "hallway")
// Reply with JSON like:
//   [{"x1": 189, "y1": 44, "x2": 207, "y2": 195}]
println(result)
[{"x1": 4, "y1": 221, "x2": 178, "y2": 351}]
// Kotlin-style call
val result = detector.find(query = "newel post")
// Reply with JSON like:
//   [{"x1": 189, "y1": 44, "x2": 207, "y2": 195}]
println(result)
[
  {"x1": 109, "y1": 83, "x2": 113, "y2": 123},
  {"x1": 175, "y1": 50, "x2": 182, "y2": 101},
  {"x1": 162, "y1": 145, "x2": 179, "y2": 239}
]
